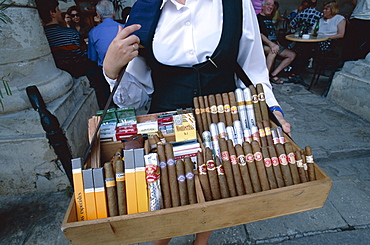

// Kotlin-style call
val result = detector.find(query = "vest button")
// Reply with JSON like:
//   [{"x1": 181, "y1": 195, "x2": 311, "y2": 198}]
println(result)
[{"x1": 193, "y1": 89, "x2": 198, "y2": 95}]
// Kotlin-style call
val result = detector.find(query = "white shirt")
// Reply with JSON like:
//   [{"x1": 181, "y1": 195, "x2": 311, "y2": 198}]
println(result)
[
  {"x1": 106, "y1": 0, "x2": 279, "y2": 109},
  {"x1": 318, "y1": 15, "x2": 345, "y2": 36}
]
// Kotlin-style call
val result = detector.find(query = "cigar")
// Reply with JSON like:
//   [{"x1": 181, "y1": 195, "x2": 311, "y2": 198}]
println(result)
[
  {"x1": 242, "y1": 142, "x2": 262, "y2": 192},
  {"x1": 144, "y1": 153, "x2": 162, "y2": 211},
  {"x1": 214, "y1": 156, "x2": 230, "y2": 198},
  {"x1": 176, "y1": 159, "x2": 189, "y2": 206},
  {"x1": 284, "y1": 142, "x2": 301, "y2": 185},
  {"x1": 197, "y1": 151, "x2": 213, "y2": 201},
  {"x1": 235, "y1": 88, "x2": 249, "y2": 131},
  {"x1": 251, "y1": 141, "x2": 270, "y2": 191},
  {"x1": 205, "y1": 148, "x2": 221, "y2": 200},
  {"x1": 249, "y1": 85, "x2": 262, "y2": 124},
  {"x1": 202, "y1": 131, "x2": 214, "y2": 155},
  {"x1": 198, "y1": 96, "x2": 209, "y2": 132},
  {"x1": 115, "y1": 157, "x2": 127, "y2": 215},
  {"x1": 157, "y1": 130, "x2": 166, "y2": 144},
  {"x1": 203, "y1": 95, "x2": 213, "y2": 128},
  {"x1": 165, "y1": 143, "x2": 180, "y2": 207},
  {"x1": 256, "y1": 84, "x2": 269, "y2": 122},
  {"x1": 210, "y1": 123, "x2": 221, "y2": 158},
  {"x1": 261, "y1": 146, "x2": 278, "y2": 189},
  {"x1": 222, "y1": 92, "x2": 233, "y2": 127},
  {"x1": 235, "y1": 144, "x2": 254, "y2": 194},
  {"x1": 227, "y1": 139, "x2": 245, "y2": 196},
  {"x1": 216, "y1": 93, "x2": 227, "y2": 125},
  {"x1": 271, "y1": 127, "x2": 280, "y2": 145},
  {"x1": 275, "y1": 143, "x2": 293, "y2": 186},
  {"x1": 233, "y1": 120, "x2": 244, "y2": 146},
  {"x1": 300, "y1": 149, "x2": 309, "y2": 181},
  {"x1": 276, "y1": 126, "x2": 286, "y2": 144},
  {"x1": 157, "y1": 144, "x2": 172, "y2": 208},
  {"x1": 219, "y1": 138, "x2": 237, "y2": 197},
  {"x1": 184, "y1": 157, "x2": 197, "y2": 204},
  {"x1": 193, "y1": 97, "x2": 204, "y2": 134},
  {"x1": 263, "y1": 120, "x2": 274, "y2": 146},
  {"x1": 295, "y1": 150, "x2": 308, "y2": 183},
  {"x1": 217, "y1": 122, "x2": 227, "y2": 139},
  {"x1": 251, "y1": 126, "x2": 261, "y2": 146},
  {"x1": 228, "y1": 92, "x2": 239, "y2": 122},
  {"x1": 257, "y1": 121, "x2": 268, "y2": 147},
  {"x1": 243, "y1": 87, "x2": 257, "y2": 128},
  {"x1": 111, "y1": 149, "x2": 122, "y2": 174},
  {"x1": 305, "y1": 146, "x2": 316, "y2": 181},
  {"x1": 268, "y1": 146, "x2": 285, "y2": 188},
  {"x1": 208, "y1": 94, "x2": 219, "y2": 124},
  {"x1": 104, "y1": 162, "x2": 118, "y2": 217}
]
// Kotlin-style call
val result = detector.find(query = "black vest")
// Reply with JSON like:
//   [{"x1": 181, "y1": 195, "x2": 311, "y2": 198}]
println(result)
[{"x1": 144, "y1": 0, "x2": 242, "y2": 113}]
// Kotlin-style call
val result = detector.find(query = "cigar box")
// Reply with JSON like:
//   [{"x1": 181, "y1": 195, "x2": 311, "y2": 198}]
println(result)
[{"x1": 62, "y1": 114, "x2": 332, "y2": 245}]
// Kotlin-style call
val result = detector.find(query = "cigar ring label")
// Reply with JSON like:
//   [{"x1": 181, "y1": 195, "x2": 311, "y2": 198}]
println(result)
[
  {"x1": 206, "y1": 107, "x2": 210, "y2": 113},
  {"x1": 186, "y1": 172, "x2": 194, "y2": 180},
  {"x1": 206, "y1": 160, "x2": 216, "y2": 170},
  {"x1": 198, "y1": 164, "x2": 207, "y2": 174},
  {"x1": 210, "y1": 105, "x2": 218, "y2": 114},
  {"x1": 252, "y1": 95, "x2": 258, "y2": 103},
  {"x1": 177, "y1": 175, "x2": 186, "y2": 182},
  {"x1": 287, "y1": 153, "x2": 296, "y2": 164},
  {"x1": 231, "y1": 106, "x2": 238, "y2": 114},
  {"x1": 279, "y1": 154, "x2": 288, "y2": 165},
  {"x1": 246, "y1": 153, "x2": 254, "y2": 162},
  {"x1": 216, "y1": 165, "x2": 225, "y2": 175},
  {"x1": 116, "y1": 172, "x2": 125, "y2": 182},
  {"x1": 254, "y1": 152, "x2": 263, "y2": 161},
  {"x1": 306, "y1": 155, "x2": 314, "y2": 163},
  {"x1": 217, "y1": 105, "x2": 224, "y2": 113},
  {"x1": 167, "y1": 158, "x2": 175, "y2": 166},
  {"x1": 271, "y1": 157, "x2": 279, "y2": 166},
  {"x1": 221, "y1": 151, "x2": 230, "y2": 161},
  {"x1": 105, "y1": 179, "x2": 116, "y2": 188},
  {"x1": 159, "y1": 161, "x2": 167, "y2": 169},
  {"x1": 238, "y1": 155, "x2": 246, "y2": 166},
  {"x1": 224, "y1": 104, "x2": 231, "y2": 112},
  {"x1": 264, "y1": 158, "x2": 272, "y2": 167},
  {"x1": 258, "y1": 92, "x2": 265, "y2": 101},
  {"x1": 303, "y1": 163, "x2": 308, "y2": 170},
  {"x1": 230, "y1": 155, "x2": 237, "y2": 165},
  {"x1": 259, "y1": 129, "x2": 266, "y2": 137},
  {"x1": 297, "y1": 159, "x2": 303, "y2": 167},
  {"x1": 265, "y1": 127, "x2": 271, "y2": 136},
  {"x1": 195, "y1": 108, "x2": 200, "y2": 114}
]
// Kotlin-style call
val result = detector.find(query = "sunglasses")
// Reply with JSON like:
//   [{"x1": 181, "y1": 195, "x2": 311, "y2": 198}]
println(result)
[{"x1": 71, "y1": 13, "x2": 80, "y2": 18}]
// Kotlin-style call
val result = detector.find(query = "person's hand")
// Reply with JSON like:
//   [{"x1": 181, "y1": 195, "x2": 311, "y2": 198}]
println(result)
[
  {"x1": 270, "y1": 43, "x2": 280, "y2": 54},
  {"x1": 273, "y1": 110, "x2": 291, "y2": 136},
  {"x1": 103, "y1": 24, "x2": 141, "y2": 80}
]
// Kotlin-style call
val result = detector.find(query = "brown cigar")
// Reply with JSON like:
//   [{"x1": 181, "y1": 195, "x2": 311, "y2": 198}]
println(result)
[
  {"x1": 256, "y1": 84, "x2": 269, "y2": 122},
  {"x1": 184, "y1": 157, "x2": 197, "y2": 204},
  {"x1": 228, "y1": 92, "x2": 239, "y2": 122},
  {"x1": 203, "y1": 95, "x2": 213, "y2": 128},
  {"x1": 219, "y1": 138, "x2": 237, "y2": 197},
  {"x1": 115, "y1": 157, "x2": 127, "y2": 215},
  {"x1": 216, "y1": 93, "x2": 226, "y2": 125},
  {"x1": 263, "y1": 120, "x2": 274, "y2": 146},
  {"x1": 268, "y1": 146, "x2": 285, "y2": 188},
  {"x1": 104, "y1": 162, "x2": 118, "y2": 217},
  {"x1": 214, "y1": 156, "x2": 230, "y2": 198},
  {"x1": 300, "y1": 149, "x2": 309, "y2": 181},
  {"x1": 295, "y1": 150, "x2": 308, "y2": 183},
  {"x1": 227, "y1": 139, "x2": 245, "y2": 196},
  {"x1": 197, "y1": 151, "x2": 213, "y2": 201},
  {"x1": 208, "y1": 94, "x2": 219, "y2": 124},
  {"x1": 261, "y1": 146, "x2": 278, "y2": 189},
  {"x1": 205, "y1": 148, "x2": 221, "y2": 200},
  {"x1": 275, "y1": 143, "x2": 293, "y2": 186},
  {"x1": 251, "y1": 141, "x2": 270, "y2": 191},
  {"x1": 242, "y1": 142, "x2": 262, "y2": 192},
  {"x1": 235, "y1": 144, "x2": 254, "y2": 194},
  {"x1": 157, "y1": 130, "x2": 166, "y2": 144},
  {"x1": 222, "y1": 93, "x2": 233, "y2": 127},
  {"x1": 305, "y1": 146, "x2": 316, "y2": 181},
  {"x1": 193, "y1": 97, "x2": 204, "y2": 134},
  {"x1": 157, "y1": 144, "x2": 172, "y2": 208},
  {"x1": 165, "y1": 143, "x2": 180, "y2": 207},
  {"x1": 257, "y1": 121, "x2": 268, "y2": 147},
  {"x1": 249, "y1": 85, "x2": 262, "y2": 124},
  {"x1": 198, "y1": 96, "x2": 209, "y2": 132},
  {"x1": 284, "y1": 142, "x2": 301, "y2": 185},
  {"x1": 111, "y1": 149, "x2": 122, "y2": 174},
  {"x1": 176, "y1": 159, "x2": 189, "y2": 206}
]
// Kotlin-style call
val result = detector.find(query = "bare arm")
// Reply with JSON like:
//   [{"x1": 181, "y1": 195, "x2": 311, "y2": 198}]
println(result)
[
  {"x1": 327, "y1": 19, "x2": 346, "y2": 39},
  {"x1": 260, "y1": 33, "x2": 280, "y2": 54}
]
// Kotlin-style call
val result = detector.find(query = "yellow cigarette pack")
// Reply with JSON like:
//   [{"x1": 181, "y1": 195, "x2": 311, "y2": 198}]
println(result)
[
  {"x1": 124, "y1": 149, "x2": 138, "y2": 214},
  {"x1": 134, "y1": 148, "x2": 149, "y2": 213},
  {"x1": 82, "y1": 168, "x2": 97, "y2": 220},
  {"x1": 93, "y1": 167, "x2": 108, "y2": 219},
  {"x1": 71, "y1": 158, "x2": 87, "y2": 221},
  {"x1": 173, "y1": 113, "x2": 197, "y2": 142}
]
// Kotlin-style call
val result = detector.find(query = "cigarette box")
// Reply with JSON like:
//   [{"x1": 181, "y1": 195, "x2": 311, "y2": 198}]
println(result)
[
  {"x1": 134, "y1": 148, "x2": 149, "y2": 213},
  {"x1": 82, "y1": 168, "x2": 97, "y2": 220},
  {"x1": 71, "y1": 158, "x2": 87, "y2": 222},
  {"x1": 93, "y1": 167, "x2": 108, "y2": 219},
  {"x1": 124, "y1": 149, "x2": 138, "y2": 214}
]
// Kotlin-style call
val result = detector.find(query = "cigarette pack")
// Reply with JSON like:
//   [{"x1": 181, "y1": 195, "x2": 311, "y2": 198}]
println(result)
[
  {"x1": 71, "y1": 158, "x2": 87, "y2": 221},
  {"x1": 173, "y1": 113, "x2": 197, "y2": 142},
  {"x1": 124, "y1": 149, "x2": 138, "y2": 214},
  {"x1": 82, "y1": 168, "x2": 97, "y2": 220},
  {"x1": 93, "y1": 167, "x2": 108, "y2": 219},
  {"x1": 134, "y1": 148, "x2": 149, "y2": 213}
]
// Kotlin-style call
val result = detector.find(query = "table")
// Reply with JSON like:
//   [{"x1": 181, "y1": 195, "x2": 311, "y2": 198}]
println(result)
[{"x1": 285, "y1": 34, "x2": 329, "y2": 42}]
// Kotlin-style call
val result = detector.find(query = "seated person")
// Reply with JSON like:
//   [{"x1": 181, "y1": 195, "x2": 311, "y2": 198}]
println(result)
[
  {"x1": 290, "y1": 0, "x2": 322, "y2": 31},
  {"x1": 257, "y1": 0, "x2": 296, "y2": 84}
]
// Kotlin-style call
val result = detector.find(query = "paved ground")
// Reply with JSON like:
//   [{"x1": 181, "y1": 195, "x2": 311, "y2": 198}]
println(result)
[{"x1": 0, "y1": 68, "x2": 369, "y2": 245}]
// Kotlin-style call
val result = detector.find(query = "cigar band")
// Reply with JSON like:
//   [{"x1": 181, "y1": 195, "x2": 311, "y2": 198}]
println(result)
[
  {"x1": 177, "y1": 174, "x2": 186, "y2": 183},
  {"x1": 252, "y1": 95, "x2": 258, "y2": 103},
  {"x1": 279, "y1": 154, "x2": 288, "y2": 165},
  {"x1": 297, "y1": 159, "x2": 303, "y2": 167},
  {"x1": 287, "y1": 153, "x2": 296, "y2": 164},
  {"x1": 198, "y1": 164, "x2": 207, "y2": 174},
  {"x1": 206, "y1": 107, "x2": 210, "y2": 113},
  {"x1": 271, "y1": 157, "x2": 279, "y2": 166},
  {"x1": 303, "y1": 163, "x2": 308, "y2": 170},
  {"x1": 254, "y1": 152, "x2": 263, "y2": 161},
  {"x1": 217, "y1": 105, "x2": 224, "y2": 113},
  {"x1": 221, "y1": 151, "x2": 230, "y2": 161},
  {"x1": 195, "y1": 108, "x2": 201, "y2": 114},
  {"x1": 245, "y1": 100, "x2": 253, "y2": 105},
  {"x1": 264, "y1": 157, "x2": 272, "y2": 167},
  {"x1": 279, "y1": 137, "x2": 286, "y2": 144},
  {"x1": 246, "y1": 153, "x2": 254, "y2": 162},
  {"x1": 236, "y1": 101, "x2": 245, "y2": 106},
  {"x1": 116, "y1": 172, "x2": 125, "y2": 182},
  {"x1": 264, "y1": 127, "x2": 271, "y2": 136},
  {"x1": 167, "y1": 158, "x2": 175, "y2": 166},
  {"x1": 273, "y1": 137, "x2": 280, "y2": 144},
  {"x1": 231, "y1": 106, "x2": 238, "y2": 114},
  {"x1": 306, "y1": 155, "x2": 314, "y2": 163},
  {"x1": 216, "y1": 165, "x2": 225, "y2": 175},
  {"x1": 84, "y1": 187, "x2": 94, "y2": 194},
  {"x1": 186, "y1": 172, "x2": 194, "y2": 180},
  {"x1": 210, "y1": 105, "x2": 218, "y2": 114},
  {"x1": 238, "y1": 155, "x2": 246, "y2": 166},
  {"x1": 230, "y1": 155, "x2": 237, "y2": 165},
  {"x1": 224, "y1": 104, "x2": 231, "y2": 112},
  {"x1": 159, "y1": 161, "x2": 167, "y2": 169},
  {"x1": 259, "y1": 129, "x2": 266, "y2": 137},
  {"x1": 200, "y1": 108, "x2": 205, "y2": 113},
  {"x1": 258, "y1": 92, "x2": 265, "y2": 101},
  {"x1": 219, "y1": 132, "x2": 227, "y2": 138},
  {"x1": 105, "y1": 178, "x2": 116, "y2": 187},
  {"x1": 206, "y1": 160, "x2": 216, "y2": 170}
]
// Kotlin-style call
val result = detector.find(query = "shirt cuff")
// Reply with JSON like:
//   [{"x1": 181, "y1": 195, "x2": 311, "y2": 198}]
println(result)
[{"x1": 269, "y1": 106, "x2": 284, "y2": 117}]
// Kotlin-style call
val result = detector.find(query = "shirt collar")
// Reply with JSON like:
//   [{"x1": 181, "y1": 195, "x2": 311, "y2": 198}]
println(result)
[{"x1": 161, "y1": 0, "x2": 201, "y2": 10}]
